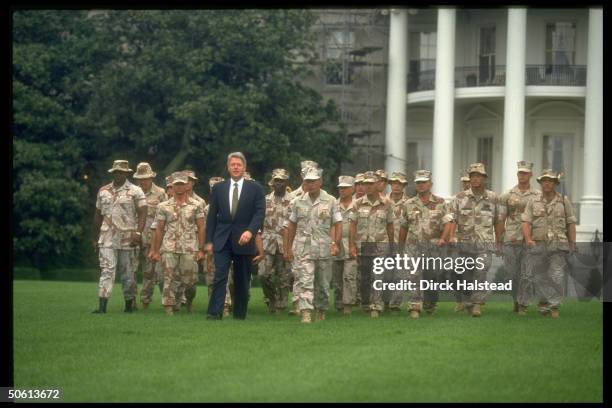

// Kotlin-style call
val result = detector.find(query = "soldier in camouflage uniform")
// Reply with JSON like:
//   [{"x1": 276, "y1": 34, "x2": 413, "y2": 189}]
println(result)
[
  {"x1": 332, "y1": 176, "x2": 358, "y2": 315},
  {"x1": 133, "y1": 163, "x2": 168, "y2": 310},
  {"x1": 498, "y1": 161, "x2": 541, "y2": 313},
  {"x1": 183, "y1": 170, "x2": 207, "y2": 307},
  {"x1": 351, "y1": 171, "x2": 394, "y2": 318},
  {"x1": 354, "y1": 173, "x2": 366, "y2": 200},
  {"x1": 386, "y1": 171, "x2": 411, "y2": 311},
  {"x1": 285, "y1": 167, "x2": 342, "y2": 323},
  {"x1": 92, "y1": 160, "x2": 147, "y2": 314},
  {"x1": 448, "y1": 163, "x2": 503, "y2": 317},
  {"x1": 260, "y1": 168, "x2": 292, "y2": 313},
  {"x1": 375, "y1": 169, "x2": 388, "y2": 199},
  {"x1": 521, "y1": 169, "x2": 577, "y2": 319},
  {"x1": 399, "y1": 170, "x2": 453, "y2": 318},
  {"x1": 460, "y1": 170, "x2": 471, "y2": 192},
  {"x1": 286, "y1": 160, "x2": 318, "y2": 201},
  {"x1": 148, "y1": 172, "x2": 206, "y2": 315}
]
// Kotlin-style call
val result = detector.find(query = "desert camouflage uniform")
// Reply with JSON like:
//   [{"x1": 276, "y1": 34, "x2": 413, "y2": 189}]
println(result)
[
  {"x1": 289, "y1": 190, "x2": 342, "y2": 311},
  {"x1": 386, "y1": 193, "x2": 410, "y2": 310},
  {"x1": 402, "y1": 194, "x2": 453, "y2": 312},
  {"x1": 96, "y1": 180, "x2": 146, "y2": 300},
  {"x1": 521, "y1": 193, "x2": 577, "y2": 312},
  {"x1": 353, "y1": 194, "x2": 394, "y2": 312},
  {"x1": 139, "y1": 183, "x2": 168, "y2": 304},
  {"x1": 260, "y1": 191, "x2": 292, "y2": 311},
  {"x1": 498, "y1": 185, "x2": 541, "y2": 305},
  {"x1": 155, "y1": 197, "x2": 204, "y2": 307},
  {"x1": 332, "y1": 198, "x2": 358, "y2": 309},
  {"x1": 449, "y1": 188, "x2": 499, "y2": 306}
]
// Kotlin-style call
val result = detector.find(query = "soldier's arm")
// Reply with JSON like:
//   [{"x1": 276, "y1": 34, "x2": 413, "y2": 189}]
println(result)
[
  {"x1": 521, "y1": 200, "x2": 535, "y2": 247},
  {"x1": 349, "y1": 220, "x2": 357, "y2": 258},
  {"x1": 386, "y1": 222, "x2": 394, "y2": 244},
  {"x1": 253, "y1": 232, "x2": 264, "y2": 264},
  {"x1": 284, "y1": 221, "x2": 297, "y2": 262},
  {"x1": 196, "y1": 217, "x2": 205, "y2": 261},
  {"x1": 92, "y1": 208, "x2": 103, "y2": 249},
  {"x1": 149, "y1": 219, "x2": 165, "y2": 262},
  {"x1": 567, "y1": 223, "x2": 577, "y2": 251}
]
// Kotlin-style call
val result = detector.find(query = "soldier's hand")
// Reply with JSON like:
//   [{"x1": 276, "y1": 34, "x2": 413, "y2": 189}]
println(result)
[
  {"x1": 569, "y1": 242, "x2": 577, "y2": 253},
  {"x1": 196, "y1": 250, "x2": 205, "y2": 262},
  {"x1": 436, "y1": 238, "x2": 447, "y2": 247},
  {"x1": 349, "y1": 245, "x2": 357, "y2": 259},
  {"x1": 253, "y1": 253, "x2": 264, "y2": 264},
  {"x1": 526, "y1": 239, "x2": 536, "y2": 248},
  {"x1": 205, "y1": 243, "x2": 214, "y2": 255},
  {"x1": 495, "y1": 242, "x2": 503, "y2": 258},
  {"x1": 331, "y1": 242, "x2": 338, "y2": 257},
  {"x1": 148, "y1": 251, "x2": 160, "y2": 262},
  {"x1": 130, "y1": 232, "x2": 142, "y2": 247}
]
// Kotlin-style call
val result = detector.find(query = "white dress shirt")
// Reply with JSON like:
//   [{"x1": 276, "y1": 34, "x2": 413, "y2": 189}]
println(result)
[{"x1": 228, "y1": 177, "x2": 245, "y2": 212}]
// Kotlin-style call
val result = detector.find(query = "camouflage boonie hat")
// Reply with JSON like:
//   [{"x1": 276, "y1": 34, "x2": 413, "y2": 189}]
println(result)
[
  {"x1": 184, "y1": 170, "x2": 197, "y2": 181},
  {"x1": 388, "y1": 171, "x2": 408, "y2": 184},
  {"x1": 467, "y1": 162, "x2": 487, "y2": 176},
  {"x1": 303, "y1": 167, "x2": 322, "y2": 180},
  {"x1": 375, "y1": 169, "x2": 388, "y2": 181},
  {"x1": 244, "y1": 172, "x2": 253, "y2": 181},
  {"x1": 354, "y1": 173, "x2": 365, "y2": 183},
  {"x1": 460, "y1": 170, "x2": 470, "y2": 182},
  {"x1": 337, "y1": 176, "x2": 355, "y2": 187},
  {"x1": 209, "y1": 176, "x2": 224, "y2": 188},
  {"x1": 414, "y1": 170, "x2": 432, "y2": 182},
  {"x1": 133, "y1": 162, "x2": 156, "y2": 179},
  {"x1": 171, "y1": 171, "x2": 189, "y2": 184},
  {"x1": 517, "y1": 161, "x2": 534, "y2": 172},
  {"x1": 108, "y1": 160, "x2": 133, "y2": 173},
  {"x1": 536, "y1": 169, "x2": 560, "y2": 183},
  {"x1": 362, "y1": 171, "x2": 377, "y2": 183},
  {"x1": 271, "y1": 168, "x2": 290, "y2": 180},
  {"x1": 165, "y1": 175, "x2": 173, "y2": 187}
]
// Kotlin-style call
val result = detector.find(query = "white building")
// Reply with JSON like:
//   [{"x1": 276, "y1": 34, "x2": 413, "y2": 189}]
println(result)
[{"x1": 308, "y1": 8, "x2": 602, "y2": 242}]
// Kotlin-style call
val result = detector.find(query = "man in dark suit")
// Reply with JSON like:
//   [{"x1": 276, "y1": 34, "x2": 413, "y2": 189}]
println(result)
[{"x1": 205, "y1": 152, "x2": 266, "y2": 320}]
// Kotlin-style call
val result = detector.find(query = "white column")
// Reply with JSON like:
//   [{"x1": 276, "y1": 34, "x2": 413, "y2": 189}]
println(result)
[
  {"x1": 385, "y1": 9, "x2": 408, "y2": 176},
  {"x1": 579, "y1": 8, "x2": 603, "y2": 233},
  {"x1": 432, "y1": 8, "x2": 456, "y2": 198},
  {"x1": 501, "y1": 8, "x2": 527, "y2": 192}
]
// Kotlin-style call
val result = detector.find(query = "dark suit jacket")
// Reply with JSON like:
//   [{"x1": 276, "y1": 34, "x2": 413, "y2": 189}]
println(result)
[{"x1": 205, "y1": 178, "x2": 265, "y2": 255}]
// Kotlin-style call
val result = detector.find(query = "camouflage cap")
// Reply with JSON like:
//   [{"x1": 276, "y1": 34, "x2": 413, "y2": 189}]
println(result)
[
  {"x1": 467, "y1": 162, "x2": 487, "y2": 176},
  {"x1": 209, "y1": 176, "x2": 224, "y2": 188},
  {"x1": 362, "y1": 171, "x2": 377, "y2": 183},
  {"x1": 133, "y1": 162, "x2": 156, "y2": 179},
  {"x1": 165, "y1": 175, "x2": 173, "y2": 187},
  {"x1": 171, "y1": 171, "x2": 189, "y2": 184},
  {"x1": 303, "y1": 167, "x2": 322, "y2": 180},
  {"x1": 354, "y1": 173, "x2": 365, "y2": 183},
  {"x1": 517, "y1": 160, "x2": 534, "y2": 173},
  {"x1": 184, "y1": 170, "x2": 197, "y2": 181},
  {"x1": 414, "y1": 169, "x2": 432, "y2": 182},
  {"x1": 388, "y1": 171, "x2": 408, "y2": 184},
  {"x1": 300, "y1": 160, "x2": 319, "y2": 178},
  {"x1": 271, "y1": 168, "x2": 290, "y2": 180},
  {"x1": 108, "y1": 160, "x2": 133, "y2": 173},
  {"x1": 460, "y1": 170, "x2": 470, "y2": 182},
  {"x1": 337, "y1": 175, "x2": 355, "y2": 187},
  {"x1": 244, "y1": 171, "x2": 253, "y2": 181},
  {"x1": 536, "y1": 168, "x2": 560, "y2": 183},
  {"x1": 375, "y1": 169, "x2": 388, "y2": 181}
]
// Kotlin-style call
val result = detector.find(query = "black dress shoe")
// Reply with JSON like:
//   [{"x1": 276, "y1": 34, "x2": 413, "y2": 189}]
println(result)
[{"x1": 206, "y1": 314, "x2": 222, "y2": 320}]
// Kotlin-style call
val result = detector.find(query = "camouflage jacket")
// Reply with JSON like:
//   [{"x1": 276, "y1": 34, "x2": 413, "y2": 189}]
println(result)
[
  {"x1": 402, "y1": 193, "x2": 452, "y2": 244},
  {"x1": 288, "y1": 190, "x2": 342, "y2": 259},
  {"x1": 498, "y1": 185, "x2": 541, "y2": 244},
  {"x1": 352, "y1": 194, "x2": 394, "y2": 255},
  {"x1": 388, "y1": 193, "x2": 410, "y2": 243},
  {"x1": 450, "y1": 188, "x2": 500, "y2": 252},
  {"x1": 96, "y1": 180, "x2": 146, "y2": 249},
  {"x1": 155, "y1": 196, "x2": 205, "y2": 254},
  {"x1": 262, "y1": 191, "x2": 292, "y2": 255},
  {"x1": 522, "y1": 192, "x2": 577, "y2": 250},
  {"x1": 142, "y1": 183, "x2": 168, "y2": 247},
  {"x1": 335, "y1": 198, "x2": 357, "y2": 260}
]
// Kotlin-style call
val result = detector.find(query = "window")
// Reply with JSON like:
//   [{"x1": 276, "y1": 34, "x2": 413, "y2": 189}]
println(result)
[
  {"x1": 478, "y1": 26, "x2": 496, "y2": 84},
  {"x1": 324, "y1": 30, "x2": 355, "y2": 85},
  {"x1": 406, "y1": 140, "x2": 432, "y2": 183},
  {"x1": 546, "y1": 22, "x2": 576, "y2": 66},
  {"x1": 476, "y1": 136, "x2": 493, "y2": 174},
  {"x1": 542, "y1": 134, "x2": 574, "y2": 199},
  {"x1": 408, "y1": 32, "x2": 437, "y2": 91}
]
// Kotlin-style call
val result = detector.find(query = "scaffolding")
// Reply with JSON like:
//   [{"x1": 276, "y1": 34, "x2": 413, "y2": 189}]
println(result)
[{"x1": 313, "y1": 9, "x2": 389, "y2": 172}]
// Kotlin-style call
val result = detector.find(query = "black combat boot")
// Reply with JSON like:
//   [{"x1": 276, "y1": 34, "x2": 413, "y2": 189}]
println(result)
[
  {"x1": 92, "y1": 297, "x2": 108, "y2": 314},
  {"x1": 124, "y1": 298, "x2": 134, "y2": 313}
]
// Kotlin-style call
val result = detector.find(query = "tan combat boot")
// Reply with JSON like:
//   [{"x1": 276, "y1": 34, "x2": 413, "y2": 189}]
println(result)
[
  {"x1": 370, "y1": 310, "x2": 379, "y2": 319},
  {"x1": 550, "y1": 309, "x2": 559, "y2": 319},
  {"x1": 301, "y1": 309, "x2": 312, "y2": 324},
  {"x1": 288, "y1": 301, "x2": 299, "y2": 316},
  {"x1": 316, "y1": 310, "x2": 326, "y2": 321},
  {"x1": 410, "y1": 310, "x2": 420, "y2": 319},
  {"x1": 454, "y1": 302, "x2": 465, "y2": 312},
  {"x1": 343, "y1": 305, "x2": 352, "y2": 316},
  {"x1": 471, "y1": 304, "x2": 481, "y2": 317},
  {"x1": 164, "y1": 305, "x2": 174, "y2": 315},
  {"x1": 223, "y1": 305, "x2": 231, "y2": 318},
  {"x1": 517, "y1": 305, "x2": 528, "y2": 316}
]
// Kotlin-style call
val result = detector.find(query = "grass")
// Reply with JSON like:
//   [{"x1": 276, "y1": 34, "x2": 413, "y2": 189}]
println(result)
[{"x1": 12, "y1": 280, "x2": 602, "y2": 402}]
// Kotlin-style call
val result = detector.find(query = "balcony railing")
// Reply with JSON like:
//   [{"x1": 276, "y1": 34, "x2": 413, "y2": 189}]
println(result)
[{"x1": 407, "y1": 65, "x2": 587, "y2": 92}]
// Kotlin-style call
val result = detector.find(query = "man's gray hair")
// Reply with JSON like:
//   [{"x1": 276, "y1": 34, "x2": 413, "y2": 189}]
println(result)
[{"x1": 227, "y1": 151, "x2": 247, "y2": 166}]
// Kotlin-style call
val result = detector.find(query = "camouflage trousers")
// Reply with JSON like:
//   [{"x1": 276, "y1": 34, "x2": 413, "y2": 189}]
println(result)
[
  {"x1": 205, "y1": 256, "x2": 232, "y2": 308},
  {"x1": 161, "y1": 252, "x2": 197, "y2": 307},
  {"x1": 453, "y1": 251, "x2": 493, "y2": 306},
  {"x1": 522, "y1": 244, "x2": 567, "y2": 310},
  {"x1": 97, "y1": 248, "x2": 139, "y2": 300},
  {"x1": 259, "y1": 252, "x2": 291, "y2": 311},
  {"x1": 503, "y1": 243, "x2": 531, "y2": 304},
  {"x1": 403, "y1": 246, "x2": 447, "y2": 312},
  {"x1": 139, "y1": 245, "x2": 163, "y2": 304},
  {"x1": 293, "y1": 256, "x2": 333, "y2": 311},
  {"x1": 332, "y1": 258, "x2": 359, "y2": 309}
]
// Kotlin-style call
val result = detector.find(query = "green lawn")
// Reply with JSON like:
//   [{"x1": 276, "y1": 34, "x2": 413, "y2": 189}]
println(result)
[{"x1": 12, "y1": 280, "x2": 602, "y2": 402}]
